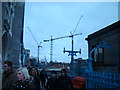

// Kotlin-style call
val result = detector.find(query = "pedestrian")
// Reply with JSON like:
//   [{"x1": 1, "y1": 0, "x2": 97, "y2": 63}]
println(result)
[
  {"x1": 57, "y1": 69, "x2": 73, "y2": 90},
  {"x1": 29, "y1": 67, "x2": 40, "y2": 90},
  {"x1": 45, "y1": 70, "x2": 58, "y2": 90},
  {"x1": 2, "y1": 60, "x2": 17, "y2": 90},
  {"x1": 39, "y1": 68, "x2": 47, "y2": 88},
  {"x1": 11, "y1": 67, "x2": 36, "y2": 90}
]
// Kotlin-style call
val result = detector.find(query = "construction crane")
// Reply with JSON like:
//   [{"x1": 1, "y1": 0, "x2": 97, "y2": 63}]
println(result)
[
  {"x1": 43, "y1": 33, "x2": 82, "y2": 62},
  {"x1": 63, "y1": 15, "x2": 83, "y2": 77},
  {"x1": 27, "y1": 27, "x2": 42, "y2": 64},
  {"x1": 43, "y1": 15, "x2": 83, "y2": 64}
]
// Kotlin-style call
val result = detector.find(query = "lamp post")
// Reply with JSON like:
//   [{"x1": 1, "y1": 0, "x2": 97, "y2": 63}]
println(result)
[{"x1": 63, "y1": 34, "x2": 82, "y2": 77}]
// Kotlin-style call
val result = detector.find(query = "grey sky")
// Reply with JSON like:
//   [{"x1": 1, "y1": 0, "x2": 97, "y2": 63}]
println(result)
[{"x1": 24, "y1": 2, "x2": 118, "y2": 63}]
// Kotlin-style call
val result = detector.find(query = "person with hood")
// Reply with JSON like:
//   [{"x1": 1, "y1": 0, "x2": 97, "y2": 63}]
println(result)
[
  {"x1": 2, "y1": 60, "x2": 17, "y2": 90},
  {"x1": 11, "y1": 67, "x2": 36, "y2": 90}
]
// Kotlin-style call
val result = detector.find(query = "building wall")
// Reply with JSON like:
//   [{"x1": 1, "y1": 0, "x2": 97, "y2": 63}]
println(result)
[
  {"x1": 24, "y1": 49, "x2": 30, "y2": 65},
  {"x1": 86, "y1": 21, "x2": 120, "y2": 73},
  {"x1": 0, "y1": 1, "x2": 2, "y2": 89},
  {"x1": 29, "y1": 57, "x2": 37, "y2": 66},
  {"x1": 2, "y1": 2, "x2": 15, "y2": 62},
  {"x1": 10, "y1": 2, "x2": 25, "y2": 67},
  {"x1": 2, "y1": 2, "x2": 25, "y2": 68}
]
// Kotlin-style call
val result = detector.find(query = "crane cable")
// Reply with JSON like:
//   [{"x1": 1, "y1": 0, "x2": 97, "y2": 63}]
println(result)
[
  {"x1": 27, "y1": 26, "x2": 39, "y2": 45},
  {"x1": 73, "y1": 15, "x2": 83, "y2": 34}
]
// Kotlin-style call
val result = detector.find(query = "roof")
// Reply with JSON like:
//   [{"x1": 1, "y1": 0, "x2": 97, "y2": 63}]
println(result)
[{"x1": 86, "y1": 20, "x2": 120, "y2": 41}]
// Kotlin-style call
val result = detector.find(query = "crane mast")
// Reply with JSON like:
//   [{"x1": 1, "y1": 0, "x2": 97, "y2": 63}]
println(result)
[
  {"x1": 50, "y1": 36, "x2": 53, "y2": 62},
  {"x1": 27, "y1": 27, "x2": 42, "y2": 65},
  {"x1": 43, "y1": 35, "x2": 70, "y2": 62},
  {"x1": 43, "y1": 33, "x2": 82, "y2": 63}
]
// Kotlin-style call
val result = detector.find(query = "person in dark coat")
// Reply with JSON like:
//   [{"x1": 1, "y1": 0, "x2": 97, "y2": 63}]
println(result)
[
  {"x1": 40, "y1": 68, "x2": 47, "y2": 88},
  {"x1": 57, "y1": 69, "x2": 73, "y2": 90},
  {"x1": 2, "y1": 61, "x2": 17, "y2": 90},
  {"x1": 11, "y1": 67, "x2": 36, "y2": 90},
  {"x1": 29, "y1": 67, "x2": 40, "y2": 90},
  {"x1": 45, "y1": 70, "x2": 58, "y2": 90}
]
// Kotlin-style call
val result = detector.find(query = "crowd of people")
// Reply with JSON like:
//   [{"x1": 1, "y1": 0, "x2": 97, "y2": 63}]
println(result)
[{"x1": 2, "y1": 60, "x2": 86, "y2": 90}]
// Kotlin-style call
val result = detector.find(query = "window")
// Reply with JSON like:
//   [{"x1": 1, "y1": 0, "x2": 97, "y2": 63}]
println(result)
[
  {"x1": 92, "y1": 45, "x2": 104, "y2": 63},
  {"x1": 94, "y1": 49, "x2": 97, "y2": 62},
  {"x1": 98, "y1": 48, "x2": 104, "y2": 63}
]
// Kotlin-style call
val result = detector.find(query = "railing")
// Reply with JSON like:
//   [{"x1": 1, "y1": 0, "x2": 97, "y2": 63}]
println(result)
[{"x1": 86, "y1": 72, "x2": 120, "y2": 88}]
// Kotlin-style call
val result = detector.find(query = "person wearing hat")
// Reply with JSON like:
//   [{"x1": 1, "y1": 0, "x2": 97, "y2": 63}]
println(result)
[
  {"x1": 45, "y1": 70, "x2": 58, "y2": 90},
  {"x1": 57, "y1": 69, "x2": 73, "y2": 90}
]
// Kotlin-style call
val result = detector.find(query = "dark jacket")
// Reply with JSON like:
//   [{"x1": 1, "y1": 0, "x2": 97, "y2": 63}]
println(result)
[
  {"x1": 11, "y1": 76, "x2": 36, "y2": 90},
  {"x1": 57, "y1": 75, "x2": 73, "y2": 90},
  {"x1": 2, "y1": 68, "x2": 17, "y2": 90},
  {"x1": 32, "y1": 75, "x2": 40, "y2": 90},
  {"x1": 45, "y1": 76, "x2": 58, "y2": 90},
  {"x1": 40, "y1": 70, "x2": 47, "y2": 80}
]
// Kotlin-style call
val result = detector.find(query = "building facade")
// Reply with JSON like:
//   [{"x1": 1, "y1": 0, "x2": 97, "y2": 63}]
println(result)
[
  {"x1": 29, "y1": 57, "x2": 37, "y2": 67},
  {"x1": 0, "y1": 1, "x2": 2, "y2": 89},
  {"x1": 2, "y1": 2, "x2": 25, "y2": 67},
  {"x1": 24, "y1": 49, "x2": 30, "y2": 65},
  {"x1": 86, "y1": 20, "x2": 120, "y2": 73}
]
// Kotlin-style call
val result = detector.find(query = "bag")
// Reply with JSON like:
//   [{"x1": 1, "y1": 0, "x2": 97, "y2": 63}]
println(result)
[{"x1": 72, "y1": 76, "x2": 86, "y2": 89}]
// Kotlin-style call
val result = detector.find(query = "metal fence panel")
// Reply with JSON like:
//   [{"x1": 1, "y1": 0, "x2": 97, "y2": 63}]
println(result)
[{"x1": 86, "y1": 72, "x2": 120, "y2": 88}]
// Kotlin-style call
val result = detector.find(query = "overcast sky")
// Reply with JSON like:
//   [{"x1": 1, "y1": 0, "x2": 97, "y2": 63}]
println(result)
[{"x1": 23, "y1": 2, "x2": 118, "y2": 63}]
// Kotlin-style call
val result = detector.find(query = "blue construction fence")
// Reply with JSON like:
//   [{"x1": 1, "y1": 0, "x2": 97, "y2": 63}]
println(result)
[{"x1": 85, "y1": 72, "x2": 120, "y2": 88}]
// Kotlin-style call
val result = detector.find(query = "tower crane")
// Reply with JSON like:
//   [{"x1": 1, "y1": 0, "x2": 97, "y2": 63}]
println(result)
[
  {"x1": 43, "y1": 33, "x2": 82, "y2": 62},
  {"x1": 43, "y1": 15, "x2": 83, "y2": 72},
  {"x1": 27, "y1": 27, "x2": 42, "y2": 64}
]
